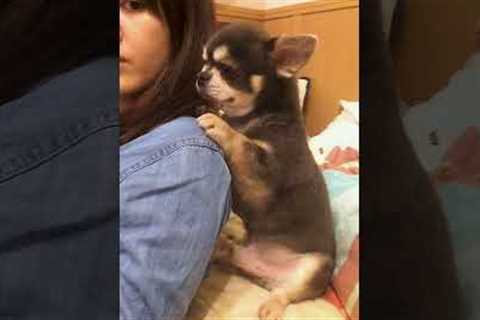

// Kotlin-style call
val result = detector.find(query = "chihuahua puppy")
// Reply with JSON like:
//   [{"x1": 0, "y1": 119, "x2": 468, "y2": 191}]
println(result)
[{"x1": 196, "y1": 23, "x2": 335, "y2": 320}]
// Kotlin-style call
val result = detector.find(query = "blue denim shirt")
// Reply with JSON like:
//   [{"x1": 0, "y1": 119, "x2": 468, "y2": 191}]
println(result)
[
  {"x1": 0, "y1": 57, "x2": 118, "y2": 319},
  {"x1": 120, "y1": 117, "x2": 231, "y2": 320}
]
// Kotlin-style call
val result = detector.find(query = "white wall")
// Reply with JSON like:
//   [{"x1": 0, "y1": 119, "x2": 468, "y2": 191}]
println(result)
[{"x1": 215, "y1": 0, "x2": 315, "y2": 10}]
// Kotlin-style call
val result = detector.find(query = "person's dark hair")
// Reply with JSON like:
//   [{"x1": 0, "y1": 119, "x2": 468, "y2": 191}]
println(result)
[
  {"x1": 120, "y1": 0, "x2": 216, "y2": 144},
  {"x1": 0, "y1": 0, "x2": 118, "y2": 105}
]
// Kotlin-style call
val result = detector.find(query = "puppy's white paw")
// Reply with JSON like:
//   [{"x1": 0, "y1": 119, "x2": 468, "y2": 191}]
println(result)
[
  {"x1": 197, "y1": 113, "x2": 236, "y2": 151},
  {"x1": 258, "y1": 297, "x2": 287, "y2": 320}
]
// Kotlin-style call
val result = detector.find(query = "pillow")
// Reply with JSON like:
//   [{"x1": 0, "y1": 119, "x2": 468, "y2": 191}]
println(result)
[
  {"x1": 323, "y1": 170, "x2": 359, "y2": 270},
  {"x1": 402, "y1": 51, "x2": 480, "y2": 172},
  {"x1": 322, "y1": 168, "x2": 359, "y2": 319},
  {"x1": 309, "y1": 100, "x2": 359, "y2": 166},
  {"x1": 297, "y1": 77, "x2": 311, "y2": 110},
  {"x1": 319, "y1": 146, "x2": 359, "y2": 175},
  {"x1": 339, "y1": 100, "x2": 359, "y2": 124},
  {"x1": 432, "y1": 126, "x2": 480, "y2": 187},
  {"x1": 308, "y1": 100, "x2": 360, "y2": 318}
]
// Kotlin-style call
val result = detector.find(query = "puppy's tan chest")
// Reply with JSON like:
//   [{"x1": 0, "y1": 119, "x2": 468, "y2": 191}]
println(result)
[{"x1": 234, "y1": 242, "x2": 304, "y2": 287}]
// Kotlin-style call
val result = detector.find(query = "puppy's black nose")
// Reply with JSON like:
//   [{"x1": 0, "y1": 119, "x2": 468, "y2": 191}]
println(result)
[{"x1": 197, "y1": 71, "x2": 212, "y2": 87}]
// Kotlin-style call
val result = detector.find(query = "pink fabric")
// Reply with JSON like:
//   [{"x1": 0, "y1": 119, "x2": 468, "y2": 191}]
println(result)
[
  {"x1": 332, "y1": 237, "x2": 359, "y2": 319},
  {"x1": 434, "y1": 126, "x2": 480, "y2": 187},
  {"x1": 319, "y1": 146, "x2": 359, "y2": 175}
]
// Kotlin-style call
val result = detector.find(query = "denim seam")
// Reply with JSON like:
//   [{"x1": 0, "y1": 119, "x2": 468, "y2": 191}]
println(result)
[
  {"x1": 119, "y1": 138, "x2": 220, "y2": 183},
  {"x1": 0, "y1": 108, "x2": 118, "y2": 184}
]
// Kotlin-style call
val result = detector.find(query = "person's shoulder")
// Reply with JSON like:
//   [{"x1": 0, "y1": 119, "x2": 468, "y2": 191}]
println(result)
[
  {"x1": 154, "y1": 116, "x2": 219, "y2": 150},
  {"x1": 3, "y1": 57, "x2": 117, "y2": 112},
  {"x1": 120, "y1": 116, "x2": 227, "y2": 182},
  {"x1": 120, "y1": 137, "x2": 229, "y2": 184},
  {"x1": 120, "y1": 116, "x2": 221, "y2": 157},
  {"x1": 0, "y1": 57, "x2": 118, "y2": 183},
  {"x1": 0, "y1": 56, "x2": 118, "y2": 139}
]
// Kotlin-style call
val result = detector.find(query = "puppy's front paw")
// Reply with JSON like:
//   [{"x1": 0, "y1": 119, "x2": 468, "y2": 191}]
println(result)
[
  {"x1": 212, "y1": 233, "x2": 235, "y2": 265},
  {"x1": 258, "y1": 297, "x2": 288, "y2": 320},
  {"x1": 197, "y1": 113, "x2": 236, "y2": 152}
]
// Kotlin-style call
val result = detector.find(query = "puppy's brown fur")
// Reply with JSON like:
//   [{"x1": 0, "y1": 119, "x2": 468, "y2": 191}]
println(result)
[{"x1": 197, "y1": 23, "x2": 335, "y2": 320}]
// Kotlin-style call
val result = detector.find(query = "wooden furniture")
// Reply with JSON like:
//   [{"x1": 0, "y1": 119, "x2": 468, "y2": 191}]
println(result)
[{"x1": 390, "y1": 0, "x2": 480, "y2": 105}]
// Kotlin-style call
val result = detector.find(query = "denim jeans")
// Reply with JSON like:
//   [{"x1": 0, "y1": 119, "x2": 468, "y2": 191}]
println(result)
[{"x1": 120, "y1": 117, "x2": 231, "y2": 320}]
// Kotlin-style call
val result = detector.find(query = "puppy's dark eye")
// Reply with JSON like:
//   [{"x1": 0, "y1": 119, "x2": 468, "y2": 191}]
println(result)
[{"x1": 218, "y1": 63, "x2": 241, "y2": 77}]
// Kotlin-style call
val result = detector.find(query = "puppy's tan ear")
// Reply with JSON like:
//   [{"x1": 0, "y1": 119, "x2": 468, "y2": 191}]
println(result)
[{"x1": 268, "y1": 34, "x2": 318, "y2": 78}]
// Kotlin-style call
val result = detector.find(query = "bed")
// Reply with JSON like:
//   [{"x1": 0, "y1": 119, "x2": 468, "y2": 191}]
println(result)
[{"x1": 402, "y1": 50, "x2": 480, "y2": 320}]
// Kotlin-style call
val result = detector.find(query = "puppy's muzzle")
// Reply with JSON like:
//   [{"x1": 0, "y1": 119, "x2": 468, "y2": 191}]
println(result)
[{"x1": 196, "y1": 71, "x2": 212, "y2": 88}]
